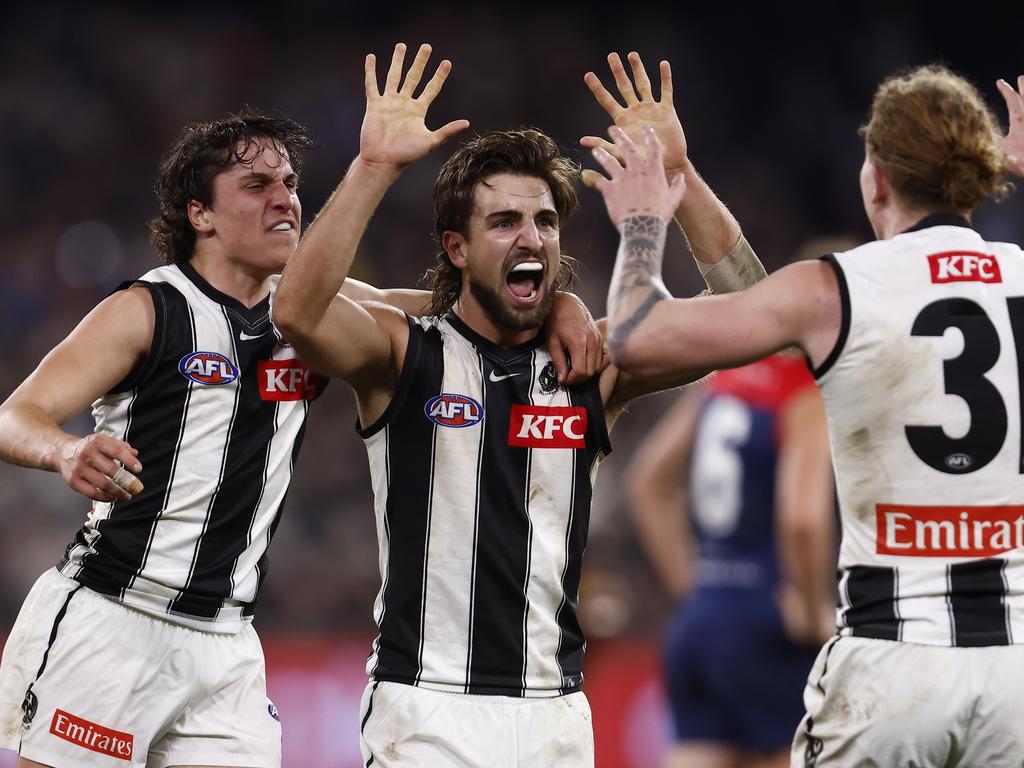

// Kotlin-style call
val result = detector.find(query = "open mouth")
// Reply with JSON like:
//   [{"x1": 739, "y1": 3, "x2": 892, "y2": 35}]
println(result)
[
  {"x1": 269, "y1": 221, "x2": 295, "y2": 233},
  {"x1": 506, "y1": 262, "x2": 544, "y2": 304}
]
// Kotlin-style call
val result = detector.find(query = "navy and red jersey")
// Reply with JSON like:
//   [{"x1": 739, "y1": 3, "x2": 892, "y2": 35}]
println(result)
[{"x1": 688, "y1": 354, "x2": 816, "y2": 593}]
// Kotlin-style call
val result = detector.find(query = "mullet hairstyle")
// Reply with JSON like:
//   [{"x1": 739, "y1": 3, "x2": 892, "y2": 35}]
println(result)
[
  {"x1": 861, "y1": 64, "x2": 1011, "y2": 213},
  {"x1": 148, "y1": 109, "x2": 314, "y2": 264},
  {"x1": 424, "y1": 128, "x2": 581, "y2": 316}
]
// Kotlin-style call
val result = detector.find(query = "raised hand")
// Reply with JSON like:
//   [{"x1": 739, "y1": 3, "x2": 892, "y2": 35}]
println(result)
[
  {"x1": 997, "y1": 75, "x2": 1024, "y2": 177},
  {"x1": 360, "y1": 43, "x2": 470, "y2": 170},
  {"x1": 590, "y1": 126, "x2": 686, "y2": 228},
  {"x1": 581, "y1": 52, "x2": 688, "y2": 187}
]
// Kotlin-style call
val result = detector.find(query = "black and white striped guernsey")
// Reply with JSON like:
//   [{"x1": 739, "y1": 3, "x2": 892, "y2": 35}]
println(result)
[
  {"x1": 58, "y1": 262, "x2": 324, "y2": 633},
  {"x1": 816, "y1": 214, "x2": 1024, "y2": 647},
  {"x1": 361, "y1": 313, "x2": 611, "y2": 697}
]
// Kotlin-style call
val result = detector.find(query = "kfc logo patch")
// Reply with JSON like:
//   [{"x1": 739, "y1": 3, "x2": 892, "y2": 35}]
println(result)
[
  {"x1": 508, "y1": 405, "x2": 587, "y2": 448},
  {"x1": 928, "y1": 251, "x2": 1001, "y2": 284},
  {"x1": 50, "y1": 709, "x2": 133, "y2": 761},
  {"x1": 877, "y1": 503, "x2": 1024, "y2": 557},
  {"x1": 258, "y1": 359, "x2": 319, "y2": 401}
]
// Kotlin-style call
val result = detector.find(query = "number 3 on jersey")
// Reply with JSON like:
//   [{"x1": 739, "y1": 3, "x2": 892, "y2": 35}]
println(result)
[{"x1": 907, "y1": 297, "x2": 1024, "y2": 473}]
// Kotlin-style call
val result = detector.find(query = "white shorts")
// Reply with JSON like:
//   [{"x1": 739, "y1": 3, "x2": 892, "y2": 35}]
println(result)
[
  {"x1": 0, "y1": 569, "x2": 281, "y2": 767},
  {"x1": 359, "y1": 681, "x2": 594, "y2": 768},
  {"x1": 791, "y1": 635, "x2": 1024, "y2": 768}
]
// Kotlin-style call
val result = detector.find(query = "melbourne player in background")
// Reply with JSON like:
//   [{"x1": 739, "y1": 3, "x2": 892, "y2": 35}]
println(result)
[{"x1": 628, "y1": 354, "x2": 834, "y2": 768}]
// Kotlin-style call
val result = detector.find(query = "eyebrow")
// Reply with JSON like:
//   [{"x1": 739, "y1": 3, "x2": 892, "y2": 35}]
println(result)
[
  {"x1": 236, "y1": 171, "x2": 298, "y2": 185},
  {"x1": 484, "y1": 207, "x2": 558, "y2": 221}
]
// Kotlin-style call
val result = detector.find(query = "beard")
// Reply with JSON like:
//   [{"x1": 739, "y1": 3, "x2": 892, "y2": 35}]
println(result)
[{"x1": 468, "y1": 273, "x2": 555, "y2": 333}]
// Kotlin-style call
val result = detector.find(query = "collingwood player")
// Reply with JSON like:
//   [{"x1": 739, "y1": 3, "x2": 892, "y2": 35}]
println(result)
[
  {"x1": 596, "y1": 68, "x2": 1024, "y2": 765},
  {"x1": 0, "y1": 105, "x2": 598, "y2": 765},
  {"x1": 272, "y1": 45, "x2": 765, "y2": 767}
]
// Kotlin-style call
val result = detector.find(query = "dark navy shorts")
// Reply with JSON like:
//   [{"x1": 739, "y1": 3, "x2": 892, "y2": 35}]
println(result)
[{"x1": 663, "y1": 588, "x2": 817, "y2": 751}]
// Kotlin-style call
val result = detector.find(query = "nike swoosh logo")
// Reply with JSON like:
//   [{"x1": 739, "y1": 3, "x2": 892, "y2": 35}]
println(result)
[
  {"x1": 239, "y1": 331, "x2": 267, "y2": 341},
  {"x1": 489, "y1": 371, "x2": 525, "y2": 382}
]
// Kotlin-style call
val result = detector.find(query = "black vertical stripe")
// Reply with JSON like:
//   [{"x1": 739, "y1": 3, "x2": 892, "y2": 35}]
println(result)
[
  {"x1": 844, "y1": 565, "x2": 901, "y2": 640},
  {"x1": 172, "y1": 313, "x2": 279, "y2": 618},
  {"x1": 373, "y1": 323, "x2": 440, "y2": 682},
  {"x1": 66, "y1": 283, "x2": 194, "y2": 599},
  {"x1": 949, "y1": 558, "x2": 1009, "y2": 646},
  {"x1": 468, "y1": 355, "x2": 532, "y2": 694},
  {"x1": 463, "y1": 353, "x2": 486, "y2": 691},
  {"x1": 555, "y1": 377, "x2": 605, "y2": 691}
]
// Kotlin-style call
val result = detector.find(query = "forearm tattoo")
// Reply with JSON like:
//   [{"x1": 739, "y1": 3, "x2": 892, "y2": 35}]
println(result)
[{"x1": 607, "y1": 215, "x2": 671, "y2": 358}]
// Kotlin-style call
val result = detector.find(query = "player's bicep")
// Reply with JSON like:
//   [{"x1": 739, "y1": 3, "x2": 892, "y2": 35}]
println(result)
[
  {"x1": 283, "y1": 293, "x2": 400, "y2": 385},
  {"x1": 5, "y1": 286, "x2": 155, "y2": 424}
]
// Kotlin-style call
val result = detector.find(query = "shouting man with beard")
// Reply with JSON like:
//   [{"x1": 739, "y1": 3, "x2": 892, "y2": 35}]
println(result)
[{"x1": 273, "y1": 44, "x2": 765, "y2": 767}]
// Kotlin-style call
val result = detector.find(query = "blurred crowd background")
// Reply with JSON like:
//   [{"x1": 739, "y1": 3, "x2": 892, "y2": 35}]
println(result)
[{"x1": 2, "y1": 0, "x2": 1022, "y2": 644}]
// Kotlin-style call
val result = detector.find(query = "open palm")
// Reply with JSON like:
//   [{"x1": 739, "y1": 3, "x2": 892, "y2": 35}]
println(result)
[
  {"x1": 582, "y1": 52, "x2": 688, "y2": 176},
  {"x1": 360, "y1": 43, "x2": 469, "y2": 169}
]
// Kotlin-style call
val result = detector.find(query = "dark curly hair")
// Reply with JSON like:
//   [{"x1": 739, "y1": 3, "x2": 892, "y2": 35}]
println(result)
[
  {"x1": 148, "y1": 110, "x2": 314, "y2": 264},
  {"x1": 424, "y1": 128, "x2": 581, "y2": 316}
]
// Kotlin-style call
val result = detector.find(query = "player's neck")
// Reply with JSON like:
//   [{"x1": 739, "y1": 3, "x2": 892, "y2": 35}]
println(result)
[
  {"x1": 188, "y1": 251, "x2": 273, "y2": 308},
  {"x1": 452, "y1": 298, "x2": 540, "y2": 349}
]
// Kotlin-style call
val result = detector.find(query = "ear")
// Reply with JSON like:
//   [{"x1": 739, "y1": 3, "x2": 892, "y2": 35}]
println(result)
[
  {"x1": 443, "y1": 230, "x2": 468, "y2": 269},
  {"x1": 869, "y1": 162, "x2": 889, "y2": 206},
  {"x1": 187, "y1": 200, "x2": 214, "y2": 233}
]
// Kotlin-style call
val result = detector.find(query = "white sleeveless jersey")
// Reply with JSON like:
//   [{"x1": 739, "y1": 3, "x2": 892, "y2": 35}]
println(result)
[
  {"x1": 360, "y1": 313, "x2": 610, "y2": 697},
  {"x1": 817, "y1": 214, "x2": 1024, "y2": 646},
  {"x1": 58, "y1": 263, "x2": 324, "y2": 632}
]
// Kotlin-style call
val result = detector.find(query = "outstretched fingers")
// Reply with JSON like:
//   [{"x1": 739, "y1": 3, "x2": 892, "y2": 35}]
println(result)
[
  {"x1": 998, "y1": 76, "x2": 1024, "y2": 124},
  {"x1": 659, "y1": 60, "x2": 673, "y2": 104},
  {"x1": 584, "y1": 71, "x2": 624, "y2": 119},
  {"x1": 608, "y1": 52, "x2": 640, "y2": 107},
  {"x1": 627, "y1": 51, "x2": 653, "y2": 101},
  {"x1": 433, "y1": 118, "x2": 471, "y2": 145},
  {"x1": 364, "y1": 53, "x2": 380, "y2": 99},
  {"x1": 399, "y1": 43, "x2": 433, "y2": 97},
  {"x1": 384, "y1": 42, "x2": 407, "y2": 94},
  {"x1": 418, "y1": 58, "x2": 454, "y2": 105}
]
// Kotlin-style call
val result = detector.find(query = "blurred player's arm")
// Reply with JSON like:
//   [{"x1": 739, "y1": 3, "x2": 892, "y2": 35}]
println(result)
[
  {"x1": 0, "y1": 286, "x2": 152, "y2": 503},
  {"x1": 273, "y1": 43, "x2": 469, "y2": 391},
  {"x1": 625, "y1": 387, "x2": 702, "y2": 599},
  {"x1": 582, "y1": 52, "x2": 766, "y2": 295},
  {"x1": 775, "y1": 384, "x2": 836, "y2": 646}
]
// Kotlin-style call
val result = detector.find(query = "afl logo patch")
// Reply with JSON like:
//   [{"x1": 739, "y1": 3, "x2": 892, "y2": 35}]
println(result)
[
  {"x1": 178, "y1": 352, "x2": 240, "y2": 385},
  {"x1": 425, "y1": 393, "x2": 484, "y2": 428},
  {"x1": 945, "y1": 453, "x2": 973, "y2": 471}
]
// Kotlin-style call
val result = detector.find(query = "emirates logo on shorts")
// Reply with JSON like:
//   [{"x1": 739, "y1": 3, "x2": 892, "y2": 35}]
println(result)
[{"x1": 50, "y1": 709, "x2": 133, "y2": 761}]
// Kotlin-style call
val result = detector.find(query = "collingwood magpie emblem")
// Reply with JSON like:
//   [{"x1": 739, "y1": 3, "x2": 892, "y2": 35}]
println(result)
[
  {"x1": 539, "y1": 361, "x2": 559, "y2": 394},
  {"x1": 21, "y1": 688, "x2": 37, "y2": 728}
]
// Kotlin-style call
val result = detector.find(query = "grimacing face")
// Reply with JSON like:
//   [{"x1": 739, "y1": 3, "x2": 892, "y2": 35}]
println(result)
[
  {"x1": 197, "y1": 139, "x2": 301, "y2": 274},
  {"x1": 453, "y1": 172, "x2": 562, "y2": 334}
]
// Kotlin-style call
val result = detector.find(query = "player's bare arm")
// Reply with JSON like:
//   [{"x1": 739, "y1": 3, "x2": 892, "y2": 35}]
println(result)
[
  {"x1": 582, "y1": 52, "x2": 765, "y2": 292},
  {"x1": 594, "y1": 126, "x2": 842, "y2": 380},
  {"x1": 626, "y1": 386, "x2": 702, "y2": 600},
  {"x1": 0, "y1": 286, "x2": 153, "y2": 503},
  {"x1": 273, "y1": 42, "x2": 469, "y2": 416},
  {"x1": 997, "y1": 74, "x2": 1024, "y2": 176}
]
